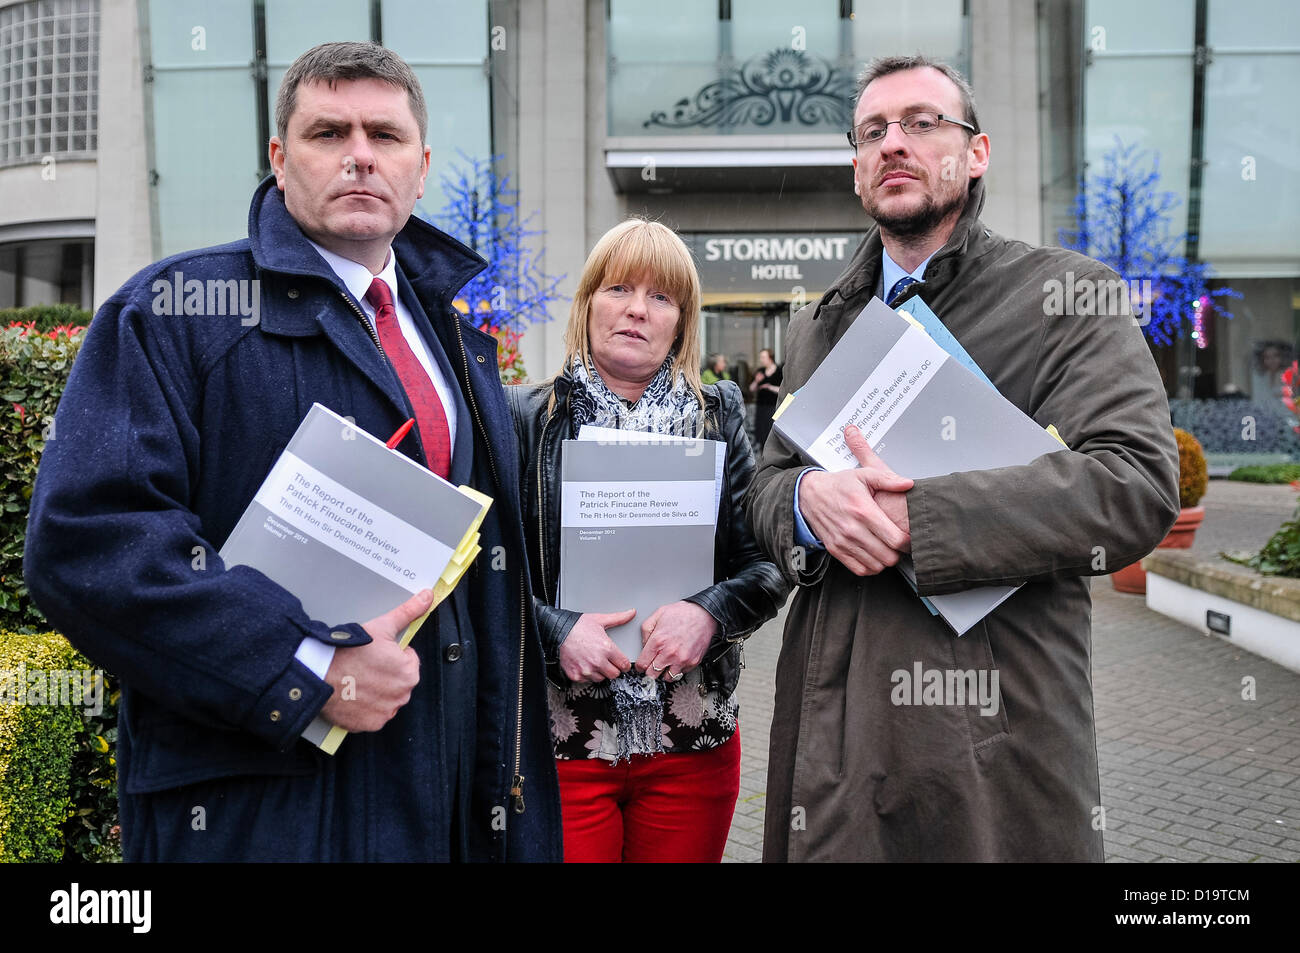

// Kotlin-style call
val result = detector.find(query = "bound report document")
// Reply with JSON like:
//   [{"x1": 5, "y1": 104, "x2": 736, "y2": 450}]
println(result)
[
  {"x1": 219, "y1": 403, "x2": 491, "y2": 753},
  {"x1": 774, "y1": 296, "x2": 1067, "y2": 635},
  {"x1": 558, "y1": 438, "x2": 719, "y2": 659}
]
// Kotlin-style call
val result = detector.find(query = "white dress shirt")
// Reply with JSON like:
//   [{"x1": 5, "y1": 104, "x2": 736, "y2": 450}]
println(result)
[{"x1": 307, "y1": 239, "x2": 459, "y2": 451}]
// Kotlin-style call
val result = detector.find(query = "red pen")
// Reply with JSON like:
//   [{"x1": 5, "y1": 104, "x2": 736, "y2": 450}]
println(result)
[{"x1": 386, "y1": 418, "x2": 415, "y2": 449}]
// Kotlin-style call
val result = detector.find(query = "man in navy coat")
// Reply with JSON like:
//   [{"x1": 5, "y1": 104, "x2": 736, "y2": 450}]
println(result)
[{"x1": 24, "y1": 42, "x2": 562, "y2": 861}]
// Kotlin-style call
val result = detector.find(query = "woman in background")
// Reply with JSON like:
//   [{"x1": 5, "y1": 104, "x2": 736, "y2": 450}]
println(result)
[{"x1": 749, "y1": 347, "x2": 783, "y2": 449}]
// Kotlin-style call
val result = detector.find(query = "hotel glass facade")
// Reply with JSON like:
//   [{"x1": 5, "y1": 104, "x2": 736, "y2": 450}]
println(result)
[
  {"x1": 145, "y1": 0, "x2": 492, "y2": 258},
  {"x1": 0, "y1": 0, "x2": 97, "y2": 308},
  {"x1": 1, "y1": 0, "x2": 1296, "y2": 410},
  {"x1": 606, "y1": 0, "x2": 968, "y2": 380},
  {"x1": 1043, "y1": 0, "x2": 1300, "y2": 400}
]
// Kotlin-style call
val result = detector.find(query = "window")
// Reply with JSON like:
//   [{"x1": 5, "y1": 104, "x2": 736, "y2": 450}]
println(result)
[
  {"x1": 0, "y1": 0, "x2": 98, "y2": 166},
  {"x1": 147, "y1": 0, "x2": 492, "y2": 256},
  {"x1": 0, "y1": 238, "x2": 94, "y2": 309}
]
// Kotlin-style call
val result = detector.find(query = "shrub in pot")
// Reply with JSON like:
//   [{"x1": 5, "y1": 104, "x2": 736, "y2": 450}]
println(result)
[{"x1": 1111, "y1": 428, "x2": 1206, "y2": 592}]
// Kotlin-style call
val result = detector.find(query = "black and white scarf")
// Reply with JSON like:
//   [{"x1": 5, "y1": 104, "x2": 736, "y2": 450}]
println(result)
[
  {"x1": 567, "y1": 353, "x2": 702, "y2": 762},
  {"x1": 568, "y1": 353, "x2": 702, "y2": 437}
]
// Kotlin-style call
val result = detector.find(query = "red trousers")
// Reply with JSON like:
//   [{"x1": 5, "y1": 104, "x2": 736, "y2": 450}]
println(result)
[{"x1": 555, "y1": 732, "x2": 741, "y2": 863}]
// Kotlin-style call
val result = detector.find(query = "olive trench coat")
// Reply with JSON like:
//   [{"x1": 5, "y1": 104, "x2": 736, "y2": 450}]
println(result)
[{"x1": 745, "y1": 179, "x2": 1179, "y2": 862}]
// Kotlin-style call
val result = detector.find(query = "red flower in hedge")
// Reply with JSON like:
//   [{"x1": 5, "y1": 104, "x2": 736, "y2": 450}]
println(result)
[
  {"x1": 11, "y1": 402, "x2": 24, "y2": 421},
  {"x1": 5, "y1": 320, "x2": 86, "y2": 339},
  {"x1": 1284, "y1": 361, "x2": 1300, "y2": 431}
]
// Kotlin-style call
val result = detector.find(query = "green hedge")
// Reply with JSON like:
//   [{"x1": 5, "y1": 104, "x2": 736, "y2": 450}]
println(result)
[
  {"x1": 1226, "y1": 462, "x2": 1300, "y2": 484},
  {"x1": 0, "y1": 630, "x2": 118, "y2": 862},
  {"x1": 0, "y1": 322, "x2": 116, "y2": 861},
  {"x1": 0, "y1": 305, "x2": 92, "y2": 334},
  {"x1": 1, "y1": 323, "x2": 85, "y2": 630}
]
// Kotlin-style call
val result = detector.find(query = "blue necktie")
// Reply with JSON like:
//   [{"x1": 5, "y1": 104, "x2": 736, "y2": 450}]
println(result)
[
  {"x1": 893, "y1": 293, "x2": 996, "y2": 390},
  {"x1": 887, "y1": 275, "x2": 919, "y2": 306}
]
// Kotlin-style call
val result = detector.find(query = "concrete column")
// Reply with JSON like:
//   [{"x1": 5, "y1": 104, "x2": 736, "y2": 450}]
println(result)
[
  {"x1": 93, "y1": 0, "x2": 153, "y2": 307},
  {"x1": 584, "y1": 0, "x2": 619, "y2": 259},
  {"x1": 516, "y1": 0, "x2": 590, "y2": 380},
  {"x1": 969, "y1": 0, "x2": 1042, "y2": 245}
]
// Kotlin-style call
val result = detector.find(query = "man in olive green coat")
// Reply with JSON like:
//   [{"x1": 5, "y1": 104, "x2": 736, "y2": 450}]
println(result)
[{"x1": 745, "y1": 55, "x2": 1179, "y2": 861}]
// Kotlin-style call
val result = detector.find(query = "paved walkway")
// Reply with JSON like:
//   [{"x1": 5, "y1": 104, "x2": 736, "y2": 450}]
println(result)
[{"x1": 724, "y1": 479, "x2": 1300, "y2": 862}]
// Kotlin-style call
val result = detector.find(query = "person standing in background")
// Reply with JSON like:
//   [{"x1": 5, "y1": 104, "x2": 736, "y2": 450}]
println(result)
[
  {"x1": 702, "y1": 353, "x2": 731, "y2": 385},
  {"x1": 749, "y1": 347, "x2": 783, "y2": 449}
]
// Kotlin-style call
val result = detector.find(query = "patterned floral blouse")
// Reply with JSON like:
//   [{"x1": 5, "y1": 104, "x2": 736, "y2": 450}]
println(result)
[{"x1": 548, "y1": 667, "x2": 739, "y2": 760}]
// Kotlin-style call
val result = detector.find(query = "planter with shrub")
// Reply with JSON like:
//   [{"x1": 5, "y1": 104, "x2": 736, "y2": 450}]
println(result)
[
  {"x1": 1111, "y1": 427, "x2": 1208, "y2": 593},
  {"x1": 1143, "y1": 360, "x2": 1300, "y2": 673}
]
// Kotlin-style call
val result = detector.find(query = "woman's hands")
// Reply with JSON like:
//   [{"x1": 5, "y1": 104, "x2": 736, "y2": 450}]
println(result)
[
  {"x1": 558, "y1": 602, "x2": 720, "y2": 683},
  {"x1": 635, "y1": 601, "x2": 718, "y2": 681},
  {"x1": 558, "y1": 608, "x2": 635, "y2": 682}
]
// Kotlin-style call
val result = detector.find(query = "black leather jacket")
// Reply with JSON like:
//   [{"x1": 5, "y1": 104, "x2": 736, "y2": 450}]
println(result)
[{"x1": 506, "y1": 373, "x2": 788, "y2": 696}]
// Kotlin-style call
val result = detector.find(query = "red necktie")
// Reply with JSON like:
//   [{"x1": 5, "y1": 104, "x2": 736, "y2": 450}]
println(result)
[{"x1": 364, "y1": 277, "x2": 452, "y2": 478}]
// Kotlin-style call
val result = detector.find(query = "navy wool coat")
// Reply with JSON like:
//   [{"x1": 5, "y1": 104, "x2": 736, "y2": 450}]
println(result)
[{"x1": 24, "y1": 177, "x2": 563, "y2": 862}]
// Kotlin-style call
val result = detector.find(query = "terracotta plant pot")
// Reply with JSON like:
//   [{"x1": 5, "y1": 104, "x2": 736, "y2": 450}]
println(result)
[
  {"x1": 1109, "y1": 505, "x2": 1205, "y2": 594},
  {"x1": 1109, "y1": 560, "x2": 1147, "y2": 594},
  {"x1": 1160, "y1": 505, "x2": 1205, "y2": 548}
]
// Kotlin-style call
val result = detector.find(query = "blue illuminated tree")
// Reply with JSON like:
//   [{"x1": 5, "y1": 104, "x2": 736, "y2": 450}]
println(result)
[
  {"x1": 417, "y1": 154, "x2": 565, "y2": 382},
  {"x1": 1060, "y1": 139, "x2": 1237, "y2": 346}
]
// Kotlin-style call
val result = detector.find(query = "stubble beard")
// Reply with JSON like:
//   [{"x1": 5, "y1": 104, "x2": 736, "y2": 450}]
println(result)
[{"x1": 864, "y1": 178, "x2": 969, "y2": 241}]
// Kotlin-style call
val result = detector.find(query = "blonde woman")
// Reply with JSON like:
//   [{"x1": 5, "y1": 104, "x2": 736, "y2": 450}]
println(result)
[{"x1": 507, "y1": 219, "x2": 787, "y2": 862}]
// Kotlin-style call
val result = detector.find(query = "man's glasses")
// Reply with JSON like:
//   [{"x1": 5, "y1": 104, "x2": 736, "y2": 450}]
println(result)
[{"x1": 847, "y1": 112, "x2": 977, "y2": 148}]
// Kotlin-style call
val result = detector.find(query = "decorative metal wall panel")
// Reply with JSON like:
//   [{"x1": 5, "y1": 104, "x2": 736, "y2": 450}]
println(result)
[{"x1": 643, "y1": 49, "x2": 853, "y2": 131}]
